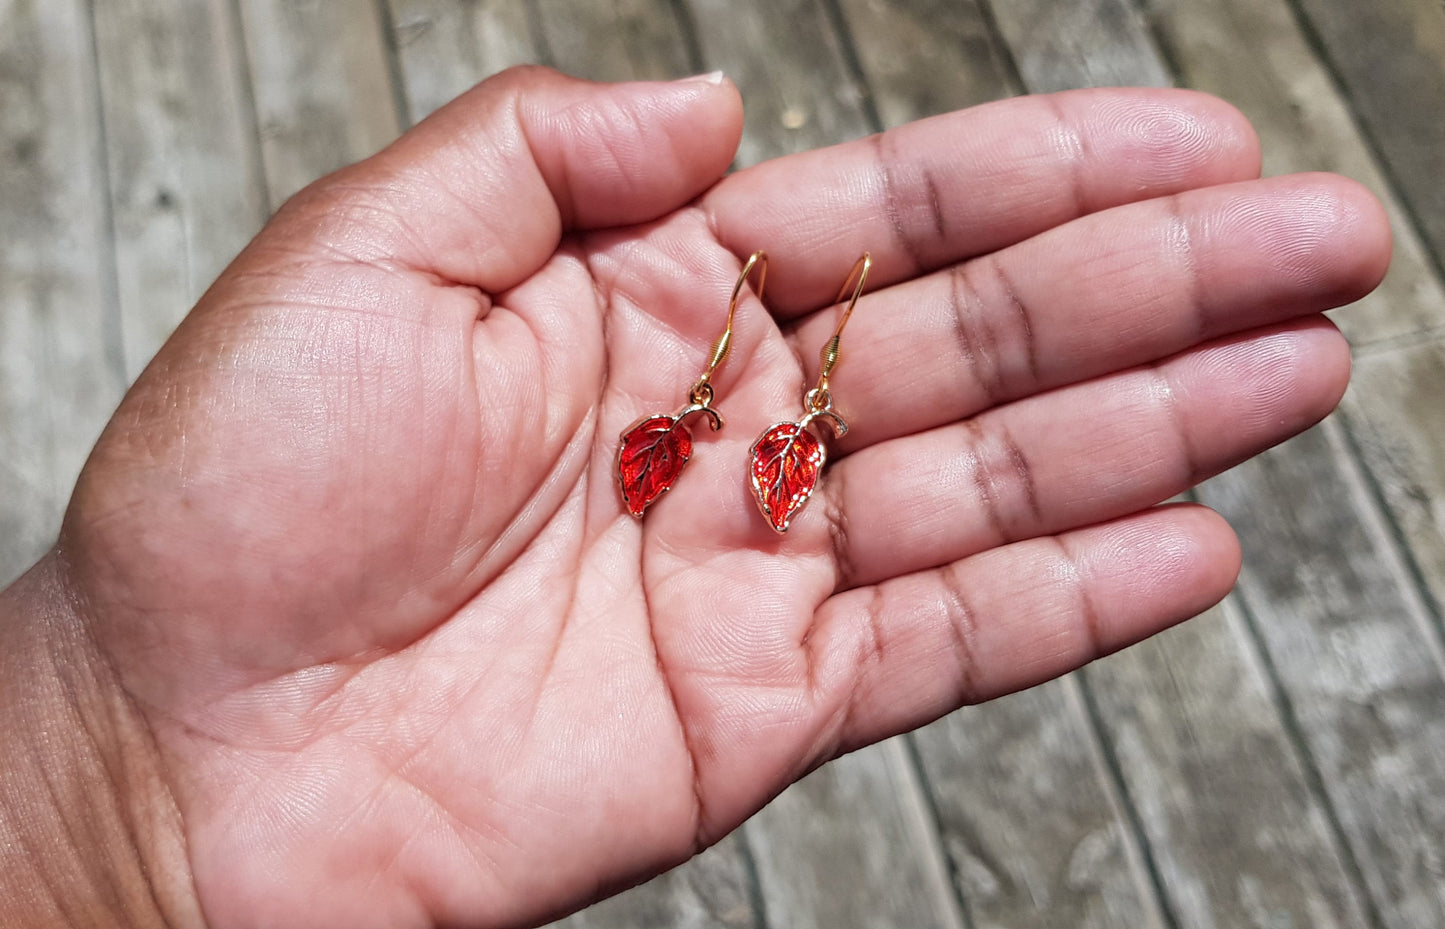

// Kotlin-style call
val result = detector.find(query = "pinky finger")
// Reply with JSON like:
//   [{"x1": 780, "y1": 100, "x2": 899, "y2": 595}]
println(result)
[{"x1": 806, "y1": 503, "x2": 1240, "y2": 757}]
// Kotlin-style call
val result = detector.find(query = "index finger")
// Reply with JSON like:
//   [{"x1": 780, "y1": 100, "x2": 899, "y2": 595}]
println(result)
[{"x1": 702, "y1": 88, "x2": 1260, "y2": 315}]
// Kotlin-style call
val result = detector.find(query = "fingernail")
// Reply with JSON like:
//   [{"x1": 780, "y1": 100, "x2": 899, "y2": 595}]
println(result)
[{"x1": 674, "y1": 70, "x2": 725, "y2": 86}]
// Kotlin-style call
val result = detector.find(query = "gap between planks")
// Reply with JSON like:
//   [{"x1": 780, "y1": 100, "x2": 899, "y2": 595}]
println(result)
[
  {"x1": 1221, "y1": 587, "x2": 1391, "y2": 929},
  {"x1": 80, "y1": 0, "x2": 127, "y2": 390}
]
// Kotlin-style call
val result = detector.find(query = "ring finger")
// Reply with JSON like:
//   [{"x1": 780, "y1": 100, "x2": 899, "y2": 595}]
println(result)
[{"x1": 819, "y1": 316, "x2": 1348, "y2": 590}]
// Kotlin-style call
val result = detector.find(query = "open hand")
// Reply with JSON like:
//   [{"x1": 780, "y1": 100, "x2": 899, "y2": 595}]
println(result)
[{"x1": 42, "y1": 67, "x2": 1389, "y2": 928}]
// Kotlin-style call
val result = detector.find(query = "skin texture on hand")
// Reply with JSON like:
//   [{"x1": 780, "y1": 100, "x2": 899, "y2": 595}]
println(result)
[
  {"x1": 2, "y1": 66, "x2": 1390, "y2": 928},
  {"x1": 0, "y1": 557, "x2": 204, "y2": 929}
]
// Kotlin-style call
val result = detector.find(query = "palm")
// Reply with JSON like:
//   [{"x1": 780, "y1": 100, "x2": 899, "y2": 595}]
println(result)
[{"x1": 56, "y1": 70, "x2": 1388, "y2": 929}]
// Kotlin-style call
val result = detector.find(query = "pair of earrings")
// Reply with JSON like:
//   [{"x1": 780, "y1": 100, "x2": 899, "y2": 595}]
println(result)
[{"x1": 616, "y1": 250, "x2": 871, "y2": 533}]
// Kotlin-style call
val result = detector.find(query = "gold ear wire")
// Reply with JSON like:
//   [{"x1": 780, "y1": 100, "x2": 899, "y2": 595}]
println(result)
[
  {"x1": 691, "y1": 250, "x2": 768, "y2": 407},
  {"x1": 810, "y1": 252, "x2": 870, "y2": 410}
]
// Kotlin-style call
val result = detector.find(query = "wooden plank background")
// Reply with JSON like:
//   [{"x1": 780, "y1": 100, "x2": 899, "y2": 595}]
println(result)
[{"x1": 3, "y1": 0, "x2": 1444, "y2": 925}]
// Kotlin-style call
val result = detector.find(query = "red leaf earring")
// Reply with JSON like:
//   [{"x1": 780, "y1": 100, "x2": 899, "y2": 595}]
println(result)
[
  {"x1": 617, "y1": 251, "x2": 768, "y2": 517},
  {"x1": 750, "y1": 253, "x2": 871, "y2": 533}
]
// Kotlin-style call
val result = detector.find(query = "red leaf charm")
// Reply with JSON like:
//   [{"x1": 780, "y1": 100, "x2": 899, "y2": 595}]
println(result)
[
  {"x1": 749, "y1": 421, "x2": 827, "y2": 532},
  {"x1": 617, "y1": 415, "x2": 694, "y2": 516}
]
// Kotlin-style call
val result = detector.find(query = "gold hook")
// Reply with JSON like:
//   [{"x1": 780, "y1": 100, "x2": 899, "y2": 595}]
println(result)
[
  {"x1": 810, "y1": 252, "x2": 871, "y2": 408},
  {"x1": 691, "y1": 250, "x2": 768, "y2": 406}
]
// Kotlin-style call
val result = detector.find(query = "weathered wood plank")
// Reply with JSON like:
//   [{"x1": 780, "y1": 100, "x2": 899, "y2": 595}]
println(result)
[
  {"x1": 1138, "y1": 0, "x2": 1443, "y2": 347},
  {"x1": 1289, "y1": 0, "x2": 1445, "y2": 277},
  {"x1": 1346, "y1": 342, "x2": 1445, "y2": 632},
  {"x1": 983, "y1": 0, "x2": 1171, "y2": 93},
  {"x1": 235, "y1": 0, "x2": 403, "y2": 207},
  {"x1": 1199, "y1": 416, "x2": 1445, "y2": 928},
  {"x1": 91, "y1": 0, "x2": 267, "y2": 380},
  {"x1": 1083, "y1": 607, "x2": 1375, "y2": 928},
  {"x1": 744, "y1": 739, "x2": 963, "y2": 929},
  {"x1": 534, "y1": 0, "x2": 694, "y2": 83},
  {"x1": 913, "y1": 681, "x2": 1164, "y2": 928},
  {"x1": 0, "y1": 0, "x2": 123, "y2": 584},
  {"x1": 832, "y1": 0, "x2": 1017, "y2": 126},
  {"x1": 681, "y1": 0, "x2": 873, "y2": 166},
  {"x1": 556, "y1": 834, "x2": 760, "y2": 929},
  {"x1": 386, "y1": 0, "x2": 538, "y2": 124},
  {"x1": 388, "y1": 0, "x2": 696, "y2": 128}
]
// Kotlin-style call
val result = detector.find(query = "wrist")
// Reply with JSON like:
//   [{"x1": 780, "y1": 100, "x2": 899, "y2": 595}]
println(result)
[{"x1": 0, "y1": 553, "x2": 206, "y2": 928}]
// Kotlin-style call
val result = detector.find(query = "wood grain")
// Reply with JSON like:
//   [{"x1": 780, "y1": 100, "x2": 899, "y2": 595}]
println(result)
[
  {"x1": 235, "y1": 0, "x2": 403, "y2": 207},
  {"x1": 386, "y1": 0, "x2": 539, "y2": 124},
  {"x1": 0, "y1": 0, "x2": 123, "y2": 584},
  {"x1": 91, "y1": 0, "x2": 267, "y2": 379},
  {"x1": 744, "y1": 738, "x2": 964, "y2": 929},
  {"x1": 682, "y1": 0, "x2": 873, "y2": 166},
  {"x1": 983, "y1": 0, "x2": 1170, "y2": 92},
  {"x1": 1084, "y1": 607, "x2": 1374, "y2": 929},
  {"x1": 913, "y1": 681, "x2": 1164, "y2": 928},
  {"x1": 1200, "y1": 417, "x2": 1445, "y2": 928},
  {"x1": 1346, "y1": 343, "x2": 1445, "y2": 632},
  {"x1": 832, "y1": 0, "x2": 1017, "y2": 125},
  {"x1": 534, "y1": 0, "x2": 694, "y2": 82},
  {"x1": 557, "y1": 834, "x2": 761, "y2": 929}
]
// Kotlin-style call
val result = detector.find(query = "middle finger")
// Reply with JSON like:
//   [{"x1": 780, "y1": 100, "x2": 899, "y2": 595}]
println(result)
[{"x1": 784, "y1": 172, "x2": 1388, "y2": 455}]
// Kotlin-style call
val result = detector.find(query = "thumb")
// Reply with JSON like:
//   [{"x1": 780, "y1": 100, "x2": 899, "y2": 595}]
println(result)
[{"x1": 269, "y1": 66, "x2": 743, "y2": 293}]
